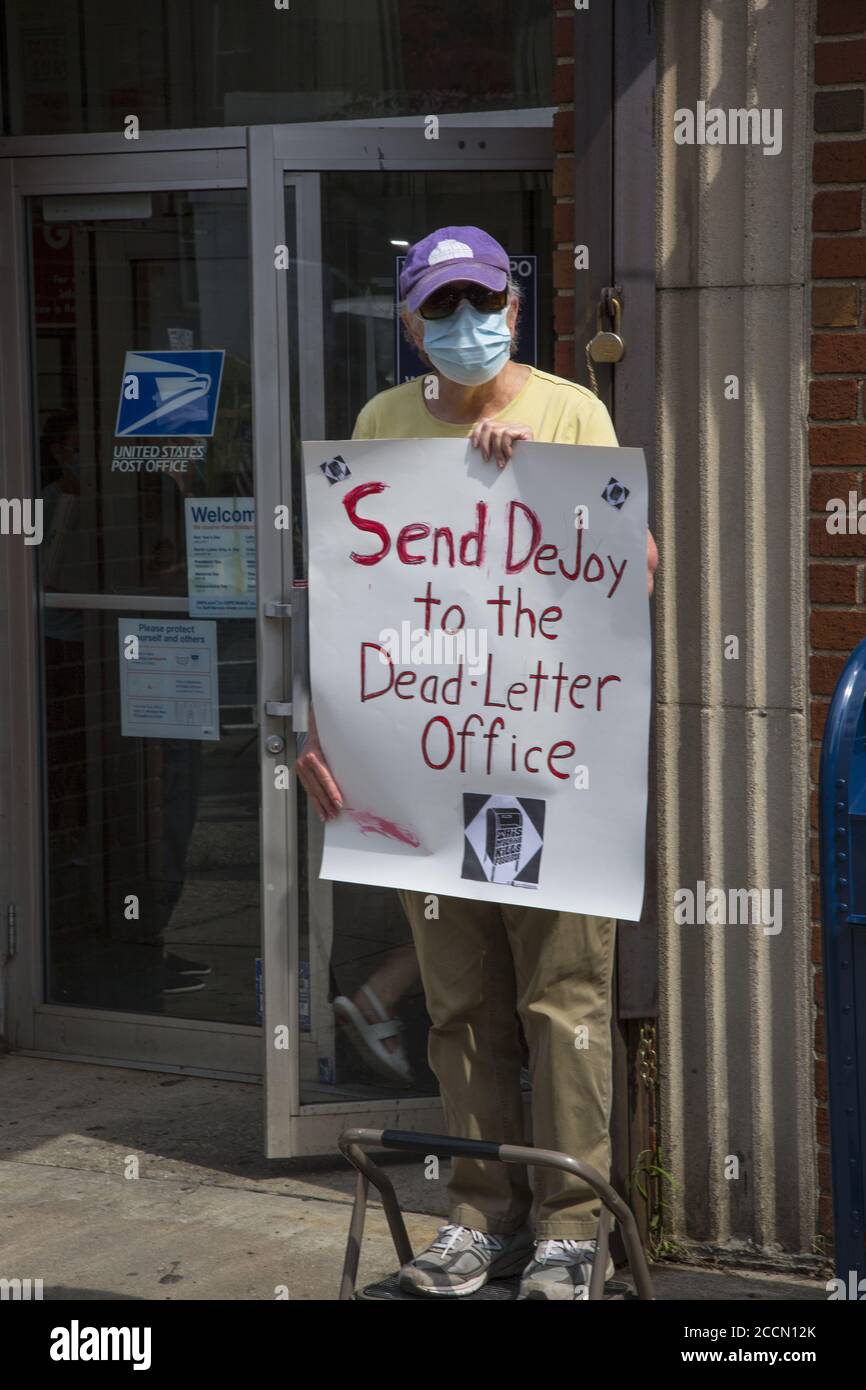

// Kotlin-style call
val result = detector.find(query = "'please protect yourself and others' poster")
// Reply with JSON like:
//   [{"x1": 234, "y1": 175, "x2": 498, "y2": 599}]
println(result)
[{"x1": 302, "y1": 438, "x2": 651, "y2": 921}]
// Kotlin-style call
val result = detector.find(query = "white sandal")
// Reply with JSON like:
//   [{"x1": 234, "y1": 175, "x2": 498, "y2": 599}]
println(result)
[{"x1": 333, "y1": 983, "x2": 413, "y2": 1085}]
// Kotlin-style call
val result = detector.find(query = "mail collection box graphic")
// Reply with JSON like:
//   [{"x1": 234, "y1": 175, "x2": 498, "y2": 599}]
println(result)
[
  {"x1": 115, "y1": 350, "x2": 225, "y2": 437},
  {"x1": 461, "y1": 794, "x2": 547, "y2": 889}
]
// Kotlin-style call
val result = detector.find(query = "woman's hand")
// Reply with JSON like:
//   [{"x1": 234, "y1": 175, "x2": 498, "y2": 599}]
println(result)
[
  {"x1": 470, "y1": 420, "x2": 534, "y2": 468},
  {"x1": 470, "y1": 419, "x2": 659, "y2": 594},
  {"x1": 647, "y1": 529, "x2": 659, "y2": 596},
  {"x1": 294, "y1": 706, "x2": 343, "y2": 822}
]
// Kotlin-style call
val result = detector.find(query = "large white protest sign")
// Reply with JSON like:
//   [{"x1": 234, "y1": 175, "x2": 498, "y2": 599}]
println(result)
[{"x1": 302, "y1": 438, "x2": 651, "y2": 921}]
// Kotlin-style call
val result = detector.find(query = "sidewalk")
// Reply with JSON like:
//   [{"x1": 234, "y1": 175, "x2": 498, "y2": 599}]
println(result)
[{"x1": 0, "y1": 1055, "x2": 826, "y2": 1302}]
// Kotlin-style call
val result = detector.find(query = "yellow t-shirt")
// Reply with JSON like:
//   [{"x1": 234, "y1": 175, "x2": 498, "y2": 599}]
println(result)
[{"x1": 351, "y1": 365, "x2": 619, "y2": 447}]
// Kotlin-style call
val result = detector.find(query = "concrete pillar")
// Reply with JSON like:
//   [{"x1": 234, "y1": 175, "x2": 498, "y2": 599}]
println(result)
[{"x1": 655, "y1": 0, "x2": 813, "y2": 1253}]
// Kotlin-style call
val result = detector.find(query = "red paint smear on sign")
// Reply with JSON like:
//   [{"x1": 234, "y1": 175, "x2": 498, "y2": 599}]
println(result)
[{"x1": 342, "y1": 806, "x2": 421, "y2": 848}]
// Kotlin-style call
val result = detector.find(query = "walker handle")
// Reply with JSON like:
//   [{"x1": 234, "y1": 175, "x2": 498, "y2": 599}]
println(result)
[{"x1": 379, "y1": 1128, "x2": 502, "y2": 1160}]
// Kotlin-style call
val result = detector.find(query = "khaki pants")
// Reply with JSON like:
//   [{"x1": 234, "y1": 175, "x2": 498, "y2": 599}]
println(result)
[{"x1": 398, "y1": 889, "x2": 617, "y2": 1239}]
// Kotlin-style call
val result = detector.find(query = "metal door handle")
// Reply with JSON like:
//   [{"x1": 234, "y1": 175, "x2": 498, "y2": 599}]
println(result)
[
  {"x1": 262, "y1": 584, "x2": 310, "y2": 736},
  {"x1": 290, "y1": 582, "x2": 309, "y2": 736}
]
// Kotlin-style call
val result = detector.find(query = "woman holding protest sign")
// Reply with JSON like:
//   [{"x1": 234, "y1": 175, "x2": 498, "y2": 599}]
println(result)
[{"x1": 295, "y1": 226, "x2": 657, "y2": 1300}]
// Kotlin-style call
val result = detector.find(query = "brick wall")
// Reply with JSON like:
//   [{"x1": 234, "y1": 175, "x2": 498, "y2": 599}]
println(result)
[
  {"x1": 811, "y1": 0, "x2": 866, "y2": 1247},
  {"x1": 552, "y1": 4, "x2": 576, "y2": 382}
]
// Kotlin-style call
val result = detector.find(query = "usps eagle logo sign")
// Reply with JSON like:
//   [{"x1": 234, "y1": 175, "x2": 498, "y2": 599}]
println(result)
[{"x1": 115, "y1": 350, "x2": 225, "y2": 437}]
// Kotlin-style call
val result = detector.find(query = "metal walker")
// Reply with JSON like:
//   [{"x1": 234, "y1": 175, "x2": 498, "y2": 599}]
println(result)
[{"x1": 338, "y1": 1126, "x2": 655, "y2": 1300}]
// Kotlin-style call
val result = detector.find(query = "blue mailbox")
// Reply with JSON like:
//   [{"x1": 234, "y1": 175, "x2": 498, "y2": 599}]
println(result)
[{"x1": 819, "y1": 635, "x2": 866, "y2": 1283}]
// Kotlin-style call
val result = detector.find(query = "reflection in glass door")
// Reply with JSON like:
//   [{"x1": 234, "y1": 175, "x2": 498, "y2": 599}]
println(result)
[{"x1": 29, "y1": 189, "x2": 261, "y2": 1029}]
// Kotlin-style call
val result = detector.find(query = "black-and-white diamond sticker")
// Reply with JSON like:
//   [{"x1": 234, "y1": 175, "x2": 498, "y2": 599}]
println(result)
[
  {"x1": 320, "y1": 454, "x2": 351, "y2": 484},
  {"x1": 601, "y1": 476, "x2": 629, "y2": 509}
]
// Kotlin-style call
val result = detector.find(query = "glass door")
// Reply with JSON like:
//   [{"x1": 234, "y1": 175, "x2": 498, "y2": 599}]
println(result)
[
  {"x1": 1, "y1": 120, "x2": 552, "y2": 1146},
  {"x1": 253, "y1": 121, "x2": 553, "y2": 1156},
  {"x1": 3, "y1": 144, "x2": 265, "y2": 1075}
]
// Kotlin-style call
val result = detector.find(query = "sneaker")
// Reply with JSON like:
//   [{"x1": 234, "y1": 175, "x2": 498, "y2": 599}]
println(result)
[
  {"x1": 160, "y1": 968, "x2": 206, "y2": 996},
  {"x1": 164, "y1": 951, "x2": 211, "y2": 976},
  {"x1": 518, "y1": 1238, "x2": 616, "y2": 1301},
  {"x1": 398, "y1": 1223, "x2": 534, "y2": 1298}
]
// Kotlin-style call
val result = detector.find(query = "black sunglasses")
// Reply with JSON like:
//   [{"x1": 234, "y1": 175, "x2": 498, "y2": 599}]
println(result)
[{"x1": 418, "y1": 283, "x2": 509, "y2": 320}]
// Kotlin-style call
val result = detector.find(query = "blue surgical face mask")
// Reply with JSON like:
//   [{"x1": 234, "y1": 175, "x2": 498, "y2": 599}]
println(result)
[{"x1": 422, "y1": 300, "x2": 513, "y2": 386}]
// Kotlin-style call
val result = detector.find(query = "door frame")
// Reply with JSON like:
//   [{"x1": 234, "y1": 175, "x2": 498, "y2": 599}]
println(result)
[
  {"x1": 572, "y1": 0, "x2": 658, "y2": 1240},
  {"x1": 250, "y1": 121, "x2": 554, "y2": 1156},
  {"x1": 0, "y1": 141, "x2": 265, "y2": 1076},
  {"x1": 0, "y1": 120, "x2": 556, "y2": 1153}
]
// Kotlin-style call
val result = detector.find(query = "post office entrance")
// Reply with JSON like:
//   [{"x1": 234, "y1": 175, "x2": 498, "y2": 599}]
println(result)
[{"x1": 0, "y1": 120, "x2": 555, "y2": 1156}]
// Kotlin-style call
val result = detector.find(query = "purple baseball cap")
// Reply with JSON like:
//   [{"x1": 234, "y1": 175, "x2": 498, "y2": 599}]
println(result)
[{"x1": 399, "y1": 226, "x2": 510, "y2": 313}]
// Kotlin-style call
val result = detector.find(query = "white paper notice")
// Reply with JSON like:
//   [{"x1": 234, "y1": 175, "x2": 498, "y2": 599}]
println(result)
[
  {"x1": 185, "y1": 497, "x2": 256, "y2": 617},
  {"x1": 118, "y1": 617, "x2": 219, "y2": 740},
  {"x1": 303, "y1": 438, "x2": 651, "y2": 921}
]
